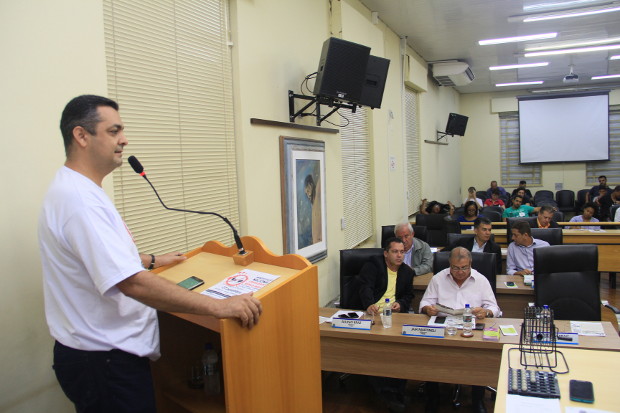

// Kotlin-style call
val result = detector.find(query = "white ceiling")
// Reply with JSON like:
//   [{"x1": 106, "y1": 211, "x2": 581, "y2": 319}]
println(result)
[{"x1": 358, "y1": 0, "x2": 620, "y2": 93}]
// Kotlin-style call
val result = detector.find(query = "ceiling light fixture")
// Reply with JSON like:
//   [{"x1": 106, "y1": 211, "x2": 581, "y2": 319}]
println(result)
[
  {"x1": 479, "y1": 33, "x2": 557, "y2": 45},
  {"x1": 523, "y1": 0, "x2": 609, "y2": 12},
  {"x1": 489, "y1": 62, "x2": 549, "y2": 70},
  {"x1": 524, "y1": 44, "x2": 620, "y2": 57},
  {"x1": 591, "y1": 74, "x2": 620, "y2": 80},
  {"x1": 525, "y1": 36, "x2": 620, "y2": 51},
  {"x1": 523, "y1": 5, "x2": 620, "y2": 21},
  {"x1": 496, "y1": 81, "x2": 544, "y2": 87},
  {"x1": 611, "y1": 55, "x2": 620, "y2": 60}
]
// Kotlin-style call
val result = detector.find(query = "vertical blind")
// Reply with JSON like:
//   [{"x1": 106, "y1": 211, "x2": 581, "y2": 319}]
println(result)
[
  {"x1": 586, "y1": 107, "x2": 620, "y2": 186},
  {"x1": 499, "y1": 112, "x2": 542, "y2": 187},
  {"x1": 405, "y1": 88, "x2": 421, "y2": 216},
  {"x1": 341, "y1": 108, "x2": 373, "y2": 248},
  {"x1": 103, "y1": 0, "x2": 239, "y2": 254}
]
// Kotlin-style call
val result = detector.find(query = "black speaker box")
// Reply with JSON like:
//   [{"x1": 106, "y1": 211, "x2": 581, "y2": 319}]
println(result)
[
  {"x1": 313, "y1": 37, "x2": 370, "y2": 103},
  {"x1": 358, "y1": 55, "x2": 390, "y2": 109}
]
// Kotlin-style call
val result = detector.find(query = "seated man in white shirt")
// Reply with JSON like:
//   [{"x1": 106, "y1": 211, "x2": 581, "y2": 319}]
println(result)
[
  {"x1": 419, "y1": 247, "x2": 500, "y2": 413},
  {"x1": 506, "y1": 221, "x2": 550, "y2": 275}
]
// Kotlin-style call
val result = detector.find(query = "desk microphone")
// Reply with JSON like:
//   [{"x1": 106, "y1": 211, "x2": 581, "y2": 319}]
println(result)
[{"x1": 127, "y1": 155, "x2": 247, "y2": 256}]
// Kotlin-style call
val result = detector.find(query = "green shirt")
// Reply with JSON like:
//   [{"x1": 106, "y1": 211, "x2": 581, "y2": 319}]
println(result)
[{"x1": 502, "y1": 204, "x2": 535, "y2": 218}]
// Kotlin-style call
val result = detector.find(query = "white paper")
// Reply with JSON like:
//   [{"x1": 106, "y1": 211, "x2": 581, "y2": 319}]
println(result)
[
  {"x1": 570, "y1": 321, "x2": 606, "y2": 336},
  {"x1": 505, "y1": 394, "x2": 561, "y2": 413},
  {"x1": 428, "y1": 315, "x2": 464, "y2": 329},
  {"x1": 201, "y1": 269, "x2": 279, "y2": 299},
  {"x1": 319, "y1": 316, "x2": 331, "y2": 324},
  {"x1": 499, "y1": 324, "x2": 518, "y2": 336},
  {"x1": 566, "y1": 407, "x2": 616, "y2": 413}
]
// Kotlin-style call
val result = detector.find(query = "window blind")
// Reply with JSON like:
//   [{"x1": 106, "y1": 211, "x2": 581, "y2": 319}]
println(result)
[
  {"x1": 405, "y1": 88, "x2": 421, "y2": 216},
  {"x1": 341, "y1": 108, "x2": 373, "y2": 248},
  {"x1": 103, "y1": 0, "x2": 239, "y2": 254},
  {"x1": 586, "y1": 107, "x2": 620, "y2": 186},
  {"x1": 500, "y1": 112, "x2": 541, "y2": 187}
]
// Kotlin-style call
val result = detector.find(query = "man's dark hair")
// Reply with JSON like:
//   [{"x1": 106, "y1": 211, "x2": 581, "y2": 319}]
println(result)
[
  {"x1": 60, "y1": 95, "x2": 119, "y2": 156},
  {"x1": 473, "y1": 216, "x2": 492, "y2": 229},
  {"x1": 582, "y1": 202, "x2": 597, "y2": 211},
  {"x1": 599, "y1": 175, "x2": 607, "y2": 180},
  {"x1": 512, "y1": 220, "x2": 531, "y2": 236},
  {"x1": 519, "y1": 180, "x2": 527, "y2": 185},
  {"x1": 539, "y1": 205, "x2": 554, "y2": 215},
  {"x1": 512, "y1": 194, "x2": 523, "y2": 203},
  {"x1": 383, "y1": 237, "x2": 404, "y2": 252}
]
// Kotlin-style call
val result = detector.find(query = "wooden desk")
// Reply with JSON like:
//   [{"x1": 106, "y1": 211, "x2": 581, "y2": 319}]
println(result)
[
  {"x1": 495, "y1": 345, "x2": 620, "y2": 412},
  {"x1": 463, "y1": 228, "x2": 620, "y2": 273},
  {"x1": 412, "y1": 273, "x2": 532, "y2": 318},
  {"x1": 319, "y1": 308, "x2": 620, "y2": 387}
]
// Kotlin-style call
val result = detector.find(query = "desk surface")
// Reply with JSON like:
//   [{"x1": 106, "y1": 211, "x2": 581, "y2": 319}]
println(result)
[
  {"x1": 319, "y1": 308, "x2": 620, "y2": 387},
  {"x1": 495, "y1": 345, "x2": 620, "y2": 412}
]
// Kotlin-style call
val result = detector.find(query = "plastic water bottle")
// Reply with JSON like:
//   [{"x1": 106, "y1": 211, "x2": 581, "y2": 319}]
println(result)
[
  {"x1": 382, "y1": 298, "x2": 392, "y2": 328},
  {"x1": 462, "y1": 304, "x2": 473, "y2": 337},
  {"x1": 541, "y1": 305, "x2": 551, "y2": 325},
  {"x1": 201, "y1": 343, "x2": 221, "y2": 396}
]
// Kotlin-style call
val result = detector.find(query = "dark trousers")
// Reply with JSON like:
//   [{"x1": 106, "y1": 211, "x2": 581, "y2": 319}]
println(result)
[{"x1": 53, "y1": 341, "x2": 156, "y2": 413}]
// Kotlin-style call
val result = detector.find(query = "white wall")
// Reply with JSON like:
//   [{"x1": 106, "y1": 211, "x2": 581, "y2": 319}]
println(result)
[{"x1": 0, "y1": 1, "x2": 107, "y2": 411}]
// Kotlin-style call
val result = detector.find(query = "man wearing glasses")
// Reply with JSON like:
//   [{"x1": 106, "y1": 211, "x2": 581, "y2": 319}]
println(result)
[{"x1": 419, "y1": 248, "x2": 500, "y2": 413}]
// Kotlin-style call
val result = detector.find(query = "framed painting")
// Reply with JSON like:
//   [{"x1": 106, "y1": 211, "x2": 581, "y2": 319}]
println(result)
[{"x1": 280, "y1": 137, "x2": 327, "y2": 263}]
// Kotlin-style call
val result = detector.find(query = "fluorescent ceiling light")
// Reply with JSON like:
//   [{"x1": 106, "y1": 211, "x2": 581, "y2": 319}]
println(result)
[
  {"x1": 489, "y1": 62, "x2": 549, "y2": 70},
  {"x1": 525, "y1": 44, "x2": 620, "y2": 57},
  {"x1": 479, "y1": 33, "x2": 557, "y2": 45},
  {"x1": 523, "y1": 5, "x2": 620, "y2": 21},
  {"x1": 523, "y1": 0, "x2": 608, "y2": 12},
  {"x1": 611, "y1": 55, "x2": 620, "y2": 60},
  {"x1": 496, "y1": 81, "x2": 544, "y2": 87},
  {"x1": 525, "y1": 36, "x2": 620, "y2": 51},
  {"x1": 591, "y1": 74, "x2": 620, "y2": 80}
]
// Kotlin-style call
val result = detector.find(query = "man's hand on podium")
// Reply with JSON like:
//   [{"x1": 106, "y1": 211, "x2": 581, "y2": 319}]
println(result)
[{"x1": 218, "y1": 293, "x2": 263, "y2": 329}]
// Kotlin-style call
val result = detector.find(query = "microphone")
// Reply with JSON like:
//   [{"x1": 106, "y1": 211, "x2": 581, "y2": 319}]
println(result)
[{"x1": 127, "y1": 155, "x2": 247, "y2": 256}]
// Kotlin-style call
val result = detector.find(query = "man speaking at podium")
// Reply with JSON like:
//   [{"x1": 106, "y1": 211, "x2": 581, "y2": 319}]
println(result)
[{"x1": 38, "y1": 95, "x2": 262, "y2": 413}]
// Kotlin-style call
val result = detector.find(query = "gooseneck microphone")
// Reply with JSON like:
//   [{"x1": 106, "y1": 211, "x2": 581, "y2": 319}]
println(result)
[{"x1": 127, "y1": 155, "x2": 246, "y2": 255}]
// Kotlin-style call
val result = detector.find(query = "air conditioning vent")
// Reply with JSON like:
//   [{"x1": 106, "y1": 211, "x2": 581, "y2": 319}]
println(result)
[{"x1": 432, "y1": 61, "x2": 475, "y2": 86}]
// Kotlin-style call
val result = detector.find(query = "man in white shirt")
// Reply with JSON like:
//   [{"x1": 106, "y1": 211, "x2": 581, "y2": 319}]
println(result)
[
  {"x1": 394, "y1": 222, "x2": 432, "y2": 275},
  {"x1": 39, "y1": 95, "x2": 262, "y2": 412},
  {"x1": 419, "y1": 247, "x2": 500, "y2": 413},
  {"x1": 506, "y1": 221, "x2": 550, "y2": 275}
]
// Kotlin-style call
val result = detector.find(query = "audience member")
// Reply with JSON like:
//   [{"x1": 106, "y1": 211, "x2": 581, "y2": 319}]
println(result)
[
  {"x1": 444, "y1": 217, "x2": 502, "y2": 274},
  {"x1": 419, "y1": 199, "x2": 455, "y2": 215},
  {"x1": 532, "y1": 205, "x2": 559, "y2": 228},
  {"x1": 463, "y1": 186, "x2": 483, "y2": 207},
  {"x1": 569, "y1": 202, "x2": 600, "y2": 230},
  {"x1": 586, "y1": 175, "x2": 611, "y2": 202},
  {"x1": 506, "y1": 221, "x2": 550, "y2": 275},
  {"x1": 483, "y1": 189, "x2": 505, "y2": 209},
  {"x1": 486, "y1": 180, "x2": 507, "y2": 199},
  {"x1": 615, "y1": 205, "x2": 620, "y2": 222},
  {"x1": 420, "y1": 248, "x2": 499, "y2": 413},
  {"x1": 510, "y1": 180, "x2": 532, "y2": 199},
  {"x1": 596, "y1": 185, "x2": 620, "y2": 221},
  {"x1": 592, "y1": 187, "x2": 607, "y2": 204},
  {"x1": 394, "y1": 223, "x2": 433, "y2": 276},
  {"x1": 502, "y1": 195, "x2": 540, "y2": 220},
  {"x1": 513, "y1": 187, "x2": 532, "y2": 205},
  {"x1": 358, "y1": 237, "x2": 414, "y2": 412},
  {"x1": 456, "y1": 201, "x2": 480, "y2": 229}
]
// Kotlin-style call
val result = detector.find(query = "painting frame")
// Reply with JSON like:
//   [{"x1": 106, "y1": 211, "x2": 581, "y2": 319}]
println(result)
[{"x1": 280, "y1": 136, "x2": 327, "y2": 263}]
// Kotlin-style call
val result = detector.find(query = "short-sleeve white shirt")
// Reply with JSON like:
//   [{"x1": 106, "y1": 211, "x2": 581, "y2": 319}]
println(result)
[{"x1": 38, "y1": 167, "x2": 159, "y2": 359}]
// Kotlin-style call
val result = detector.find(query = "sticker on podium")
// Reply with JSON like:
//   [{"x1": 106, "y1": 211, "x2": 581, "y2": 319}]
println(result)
[
  {"x1": 402, "y1": 324, "x2": 444, "y2": 338},
  {"x1": 331, "y1": 318, "x2": 372, "y2": 330}
]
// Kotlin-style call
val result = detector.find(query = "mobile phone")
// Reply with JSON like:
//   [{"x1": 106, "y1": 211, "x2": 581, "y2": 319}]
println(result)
[
  {"x1": 339, "y1": 312, "x2": 360, "y2": 319},
  {"x1": 569, "y1": 379, "x2": 594, "y2": 403},
  {"x1": 435, "y1": 316, "x2": 447, "y2": 324},
  {"x1": 177, "y1": 276, "x2": 204, "y2": 290},
  {"x1": 505, "y1": 281, "x2": 516, "y2": 287}
]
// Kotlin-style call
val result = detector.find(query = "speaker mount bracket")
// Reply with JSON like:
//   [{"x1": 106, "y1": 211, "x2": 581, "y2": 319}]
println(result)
[
  {"x1": 288, "y1": 90, "x2": 358, "y2": 126},
  {"x1": 424, "y1": 130, "x2": 450, "y2": 145}
]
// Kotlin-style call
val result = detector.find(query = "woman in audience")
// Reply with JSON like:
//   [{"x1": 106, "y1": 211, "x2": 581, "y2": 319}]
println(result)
[
  {"x1": 456, "y1": 200, "x2": 479, "y2": 229},
  {"x1": 569, "y1": 202, "x2": 600, "y2": 230},
  {"x1": 419, "y1": 199, "x2": 455, "y2": 215}
]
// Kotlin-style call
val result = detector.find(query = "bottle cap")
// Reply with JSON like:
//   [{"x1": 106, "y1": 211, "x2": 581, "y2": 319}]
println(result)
[
  {"x1": 465, "y1": 304, "x2": 470, "y2": 308},
  {"x1": 385, "y1": 298, "x2": 390, "y2": 303}
]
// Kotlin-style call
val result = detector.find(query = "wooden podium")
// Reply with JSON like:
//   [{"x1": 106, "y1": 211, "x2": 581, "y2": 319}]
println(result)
[{"x1": 151, "y1": 236, "x2": 322, "y2": 413}]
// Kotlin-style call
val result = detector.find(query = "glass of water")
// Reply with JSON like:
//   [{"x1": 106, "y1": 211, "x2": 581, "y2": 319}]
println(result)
[{"x1": 446, "y1": 317, "x2": 457, "y2": 336}]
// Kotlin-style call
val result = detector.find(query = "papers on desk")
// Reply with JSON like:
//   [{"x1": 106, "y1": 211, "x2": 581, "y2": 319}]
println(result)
[
  {"x1": 570, "y1": 321, "x2": 606, "y2": 336},
  {"x1": 566, "y1": 407, "x2": 617, "y2": 413},
  {"x1": 506, "y1": 394, "x2": 561, "y2": 413},
  {"x1": 429, "y1": 315, "x2": 462, "y2": 328},
  {"x1": 434, "y1": 303, "x2": 464, "y2": 315},
  {"x1": 523, "y1": 274, "x2": 534, "y2": 286},
  {"x1": 201, "y1": 269, "x2": 279, "y2": 299}
]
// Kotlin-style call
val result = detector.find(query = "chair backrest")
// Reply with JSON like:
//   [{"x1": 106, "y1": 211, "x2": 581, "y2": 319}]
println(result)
[
  {"x1": 534, "y1": 190, "x2": 554, "y2": 200},
  {"x1": 575, "y1": 189, "x2": 589, "y2": 210},
  {"x1": 433, "y1": 251, "x2": 497, "y2": 293},
  {"x1": 530, "y1": 228, "x2": 563, "y2": 245},
  {"x1": 506, "y1": 217, "x2": 538, "y2": 243},
  {"x1": 476, "y1": 191, "x2": 488, "y2": 201},
  {"x1": 481, "y1": 205, "x2": 503, "y2": 215},
  {"x1": 415, "y1": 213, "x2": 449, "y2": 247},
  {"x1": 339, "y1": 248, "x2": 384, "y2": 309},
  {"x1": 534, "y1": 245, "x2": 600, "y2": 320},
  {"x1": 380, "y1": 224, "x2": 427, "y2": 248},
  {"x1": 555, "y1": 190, "x2": 575, "y2": 211},
  {"x1": 446, "y1": 232, "x2": 496, "y2": 247},
  {"x1": 480, "y1": 209, "x2": 502, "y2": 222}
]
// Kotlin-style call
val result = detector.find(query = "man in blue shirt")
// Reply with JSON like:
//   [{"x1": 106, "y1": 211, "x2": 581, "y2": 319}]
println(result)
[
  {"x1": 486, "y1": 180, "x2": 507, "y2": 199},
  {"x1": 506, "y1": 221, "x2": 550, "y2": 275}
]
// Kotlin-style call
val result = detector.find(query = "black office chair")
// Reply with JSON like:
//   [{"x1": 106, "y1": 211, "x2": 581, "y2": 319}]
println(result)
[
  {"x1": 476, "y1": 191, "x2": 488, "y2": 201},
  {"x1": 575, "y1": 189, "x2": 589, "y2": 214},
  {"x1": 534, "y1": 190, "x2": 554, "y2": 202},
  {"x1": 552, "y1": 210, "x2": 564, "y2": 222},
  {"x1": 432, "y1": 251, "x2": 497, "y2": 293},
  {"x1": 534, "y1": 245, "x2": 600, "y2": 320},
  {"x1": 480, "y1": 209, "x2": 502, "y2": 223},
  {"x1": 530, "y1": 228, "x2": 563, "y2": 245},
  {"x1": 452, "y1": 206, "x2": 464, "y2": 218},
  {"x1": 415, "y1": 213, "x2": 449, "y2": 247},
  {"x1": 380, "y1": 224, "x2": 428, "y2": 248},
  {"x1": 339, "y1": 248, "x2": 383, "y2": 309},
  {"x1": 506, "y1": 217, "x2": 538, "y2": 243},
  {"x1": 481, "y1": 205, "x2": 503, "y2": 216},
  {"x1": 555, "y1": 190, "x2": 575, "y2": 215}
]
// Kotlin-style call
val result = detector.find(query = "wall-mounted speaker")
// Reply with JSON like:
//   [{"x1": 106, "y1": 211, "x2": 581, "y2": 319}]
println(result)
[
  {"x1": 313, "y1": 37, "x2": 370, "y2": 103},
  {"x1": 358, "y1": 55, "x2": 390, "y2": 109}
]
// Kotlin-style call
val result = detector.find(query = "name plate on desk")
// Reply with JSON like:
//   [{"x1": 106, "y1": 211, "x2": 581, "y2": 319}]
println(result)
[
  {"x1": 402, "y1": 324, "x2": 444, "y2": 338},
  {"x1": 332, "y1": 318, "x2": 372, "y2": 330}
]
